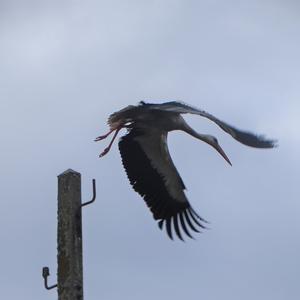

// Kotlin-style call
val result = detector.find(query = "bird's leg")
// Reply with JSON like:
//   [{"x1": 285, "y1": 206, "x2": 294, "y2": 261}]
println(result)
[
  {"x1": 98, "y1": 126, "x2": 122, "y2": 157},
  {"x1": 95, "y1": 128, "x2": 116, "y2": 142}
]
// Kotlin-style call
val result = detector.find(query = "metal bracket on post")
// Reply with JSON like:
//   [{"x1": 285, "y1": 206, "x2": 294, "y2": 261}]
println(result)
[
  {"x1": 42, "y1": 267, "x2": 57, "y2": 290},
  {"x1": 81, "y1": 179, "x2": 96, "y2": 208}
]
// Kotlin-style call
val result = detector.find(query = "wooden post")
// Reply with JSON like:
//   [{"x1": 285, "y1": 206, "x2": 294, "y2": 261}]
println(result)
[{"x1": 57, "y1": 169, "x2": 84, "y2": 300}]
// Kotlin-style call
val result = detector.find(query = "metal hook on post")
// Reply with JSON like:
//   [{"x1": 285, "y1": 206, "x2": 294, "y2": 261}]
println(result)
[
  {"x1": 42, "y1": 267, "x2": 57, "y2": 290},
  {"x1": 81, "y1": 179, "x2": 96, "y2": 208}
]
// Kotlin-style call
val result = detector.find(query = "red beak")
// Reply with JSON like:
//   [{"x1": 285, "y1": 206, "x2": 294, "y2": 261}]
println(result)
[{"x1": 214, "y1": 143, "x2": 232, "y2": 166}]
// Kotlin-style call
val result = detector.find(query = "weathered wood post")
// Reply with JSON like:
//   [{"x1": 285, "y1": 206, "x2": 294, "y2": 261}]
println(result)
[
  {"x1": 42, "y1": 170, "x2": 96, "y2": 298},
  {"x1": 57, "y1": 169, "x2": 84, "y2": 300}
]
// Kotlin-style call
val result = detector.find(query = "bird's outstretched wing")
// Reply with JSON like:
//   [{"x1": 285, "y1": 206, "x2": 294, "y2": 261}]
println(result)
[
  {"x1": 143, "y1": 101, "x2": 277, "y2": 148},
  {"x1": 119, "y1": 128, "x2": 206, "y2": 240}
]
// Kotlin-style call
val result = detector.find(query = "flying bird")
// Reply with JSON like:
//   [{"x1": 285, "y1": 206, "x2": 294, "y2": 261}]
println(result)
[{"x1": 95, "y1": 101, "x2": 277, "y2": 240}]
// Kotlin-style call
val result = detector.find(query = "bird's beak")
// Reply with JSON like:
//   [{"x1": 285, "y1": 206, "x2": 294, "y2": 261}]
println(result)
[{"x1": 212, "y1": 143, "x2": 232, "y2": 166}]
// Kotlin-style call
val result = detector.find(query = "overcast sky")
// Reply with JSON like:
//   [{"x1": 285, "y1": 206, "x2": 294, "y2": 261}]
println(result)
[{"x1": 1, "y1": 1, "x2": 300, "y2": 299}]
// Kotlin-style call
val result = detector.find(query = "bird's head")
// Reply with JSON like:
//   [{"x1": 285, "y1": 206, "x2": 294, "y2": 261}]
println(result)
[
  {"x1": 180, "y1": 119, "x2": 232, "y2": 166},
  {"x1": 204, "y1": 135, "x2": 232, "y2": 166}
]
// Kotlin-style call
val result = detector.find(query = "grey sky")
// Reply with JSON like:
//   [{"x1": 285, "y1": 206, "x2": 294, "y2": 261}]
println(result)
[{"x1": 1, "y1": 1, "x2": 299, "y2": 299}]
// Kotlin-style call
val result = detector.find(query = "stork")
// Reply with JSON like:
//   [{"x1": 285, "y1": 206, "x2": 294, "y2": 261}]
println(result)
[{"x1": 95, "y1": 101, "x2": 277, "y2": 240}]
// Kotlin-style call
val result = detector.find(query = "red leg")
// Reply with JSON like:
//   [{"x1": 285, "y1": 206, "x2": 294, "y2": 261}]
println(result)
[
  {"x1": 95, "y1": 128, "x2": 116, "y2": 142},
  {"x1": 99, "y1": 127, "x2": 122, "y2": 157}
]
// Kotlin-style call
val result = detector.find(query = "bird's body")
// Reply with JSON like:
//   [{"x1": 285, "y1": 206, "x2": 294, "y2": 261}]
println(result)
[
  {"x1": 109, "y1": 104, "x2": 183, "y2": 132},
  {"x1": 96, "y1": 101, "x2": 276, "y2": 240}
]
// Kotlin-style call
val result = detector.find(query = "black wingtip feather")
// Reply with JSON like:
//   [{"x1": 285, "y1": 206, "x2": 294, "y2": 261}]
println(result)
[
  {"x1": 179, "y1": 212, "x2": 194, "y2": 239},
  {"x1": 188, "y1": 209, "x2": 207, "y2": 229},
  {"x1": 166, "y1": 218, "x2": 173, "y2": 240},
  {"x1": 158, "y1": 219, "x2": 164, "y2": 230},
  {"x1": 183, "y1": 210, "x2": 200, "y2": 233},
  {"x1": 173, "y1": 214, "x2": 184, "y2": 241},
  {"x1": 190, "y1": 207, "x2": 209, "y2": 224}
]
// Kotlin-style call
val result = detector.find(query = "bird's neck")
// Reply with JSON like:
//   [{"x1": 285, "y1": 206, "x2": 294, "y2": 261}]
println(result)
[{"x1": 181, "y1": 121, "x2": 212, "y2": 144}]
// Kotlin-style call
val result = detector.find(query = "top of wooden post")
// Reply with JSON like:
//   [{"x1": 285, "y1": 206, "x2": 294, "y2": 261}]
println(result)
[{"x1": 58, "y1": 169, "x2": 81, "y2": 177}]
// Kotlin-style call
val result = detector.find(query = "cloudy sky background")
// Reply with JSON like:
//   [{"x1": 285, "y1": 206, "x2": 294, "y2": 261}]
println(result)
[{"x1": 1, "y1": 1, "x2": 299, "y2": 299}]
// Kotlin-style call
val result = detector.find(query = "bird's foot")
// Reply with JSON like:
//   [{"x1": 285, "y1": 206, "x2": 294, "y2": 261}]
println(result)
[
  {"x1": 99, "y1": 147, "x2": 110, "y2": 157},
  {"x1": 95, "y1": 134, "x2": 110, "y2": 142}
]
